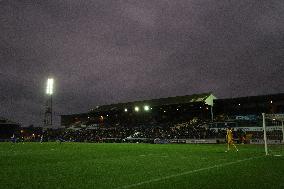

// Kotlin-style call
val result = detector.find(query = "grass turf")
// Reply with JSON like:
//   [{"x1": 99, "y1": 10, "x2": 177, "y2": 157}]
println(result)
[{"x1": 0, "y1": 142, "x2": 283, "y2": 189}]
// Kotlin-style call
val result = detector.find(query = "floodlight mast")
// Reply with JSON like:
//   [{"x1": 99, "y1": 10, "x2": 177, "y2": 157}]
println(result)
[
  {"x1": 46, "y1": 78, "x2": 54, "y2": 95},
  {"x1": 44, "y1": 78, "x2": 54, "y2": 129}
]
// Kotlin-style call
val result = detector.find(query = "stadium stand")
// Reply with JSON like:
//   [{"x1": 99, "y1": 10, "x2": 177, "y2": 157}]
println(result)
[
  {"x1": 0, "y1": 117, "x2": 20, "y2": 141},
  {"x1": 4, "y1": 93, "x2": 284, "y2": 144}
]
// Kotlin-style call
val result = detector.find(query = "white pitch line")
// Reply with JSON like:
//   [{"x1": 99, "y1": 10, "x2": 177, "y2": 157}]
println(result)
[{"x1": 115, "y1": 156, "x2": 264, "y2": 189}]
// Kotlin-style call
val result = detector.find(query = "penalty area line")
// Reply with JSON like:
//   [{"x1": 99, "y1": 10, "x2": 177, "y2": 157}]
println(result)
[{"x1": 115, "y1": 156, "x2": 264, "y2": 189}]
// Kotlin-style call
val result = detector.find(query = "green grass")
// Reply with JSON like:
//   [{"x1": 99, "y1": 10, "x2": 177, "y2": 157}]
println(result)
[{"x1": 0, "y1": 142, "x2": 283, "y2": 189}]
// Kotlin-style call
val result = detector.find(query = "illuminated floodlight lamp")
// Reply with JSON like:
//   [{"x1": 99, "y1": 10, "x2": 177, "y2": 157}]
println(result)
[
  {"x1": 134, "y1": 106, "x2": 140, "y2": 112},
  {"x1": 124, "y1": 108, "x2": 128, "y2": 112},
  {"x1": 144, "y1": 105, "x2": 150, "y2": 111},
  {"x1": 46, "y1": 78, "x2": 54, "y2": 95},
  {"x1": 270, "y1": 100, "x2": 273, "y2": 104}
]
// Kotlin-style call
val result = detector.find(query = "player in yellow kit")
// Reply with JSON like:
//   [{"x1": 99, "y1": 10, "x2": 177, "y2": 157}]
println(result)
[{"x1": 225, "y1": 127, "x2": 238, "y2": 152}]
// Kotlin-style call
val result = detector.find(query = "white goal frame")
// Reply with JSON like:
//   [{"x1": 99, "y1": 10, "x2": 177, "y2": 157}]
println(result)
[{"x1": 262, "y1": 113, "x2": 284, "y2": 155}]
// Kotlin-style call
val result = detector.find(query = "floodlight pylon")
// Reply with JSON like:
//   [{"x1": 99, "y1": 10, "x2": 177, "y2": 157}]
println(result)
[{"x1": 44, "y1": 78, "x2": 54, "y2": 129}]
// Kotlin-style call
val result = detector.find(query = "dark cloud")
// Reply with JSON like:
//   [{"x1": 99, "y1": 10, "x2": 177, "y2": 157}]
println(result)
[{"x1": 0, "y1": 0, "x2": 283, "y2": 126}]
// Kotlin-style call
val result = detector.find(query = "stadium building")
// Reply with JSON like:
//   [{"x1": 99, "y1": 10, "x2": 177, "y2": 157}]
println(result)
[
  {"x1": 211, "y1": 93, "x2": 284, "y2": 131},
  {"x1": 0, "y1": 117, "x2": 20, "y2": 141},
  {"x1": 214, "y1": 93, "x2": 284, "y2": 116},
  {"x1": 61, "y1": 93, "x2": 216, "y2": 129},
  {"x1": 60, "y1": 93, "x2": 284, "y2": 131}
]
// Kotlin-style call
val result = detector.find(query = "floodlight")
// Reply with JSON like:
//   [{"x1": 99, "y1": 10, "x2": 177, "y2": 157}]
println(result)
[
  {"x1": 134, "y1": 106, "x2": 139, "y2": 112},
  {"x1": 270, "y1": 100, "x2": 273, "y2": 104},
  {"x1": 144, "y1": 105, "x2": 150, "y2": 111},
  {"x1": 46, "y1": 78, "x2": 54, "y2": 95},
  {"x1": 124, "y1": 108, "x2": 128, "y2": 112}
]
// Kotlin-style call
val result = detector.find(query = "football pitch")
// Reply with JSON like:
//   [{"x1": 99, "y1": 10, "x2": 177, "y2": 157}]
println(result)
[{"x1": 0, "y1": 143, "x2": 283, "y2": 189}]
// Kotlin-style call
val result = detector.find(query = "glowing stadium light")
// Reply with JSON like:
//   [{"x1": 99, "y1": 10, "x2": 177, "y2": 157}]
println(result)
[
  {"x1": 46, "y1": 78, "x2": 54, "y2": 95},
  {"x1": 134, "y1": 106, "x2": 140, "y2": 112},
  {"x1": 238, "y1": 103, "x2": 241, "y2": 106},
  {"x1": 144, "y1": 105, "x2": 150, "y2": 111},
  {"x1": 164, "y1": 110, "x2": 166, "y2": 113},
  {"x1": 270, "y1": 100, "x2": 273, "y2": 104},
  {"x1": 176, "y1": 108, "x2": 179, "y2": 111},
  {"x1": 124, "y1": 108, "x2": 128, "y2": 112}
]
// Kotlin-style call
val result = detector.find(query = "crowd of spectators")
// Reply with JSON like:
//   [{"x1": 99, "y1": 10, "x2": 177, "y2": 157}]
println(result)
[
  {"x1": 17, "y1": 119, "x2": 228, "y2": 143},
  {"x1": 13, "y1": 118, "x2": 283, "y2": 143}
]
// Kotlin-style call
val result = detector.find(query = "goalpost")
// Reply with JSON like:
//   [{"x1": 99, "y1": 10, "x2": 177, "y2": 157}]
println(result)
[{"x1": 262, "y1": 113, "x2": 284, "y2": 155}]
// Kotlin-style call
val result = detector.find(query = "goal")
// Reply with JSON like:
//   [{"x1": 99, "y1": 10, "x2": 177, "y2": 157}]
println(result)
[{"x1": 262, "y1": 113, "x2": 284, "y2": 155}]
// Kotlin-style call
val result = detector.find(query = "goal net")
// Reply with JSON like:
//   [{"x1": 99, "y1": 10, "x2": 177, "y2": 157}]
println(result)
[{"x1": 262, "y1": 113, "x2": 284, "y2": 156}]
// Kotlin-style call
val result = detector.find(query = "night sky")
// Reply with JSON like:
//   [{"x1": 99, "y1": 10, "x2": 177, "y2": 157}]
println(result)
[{"x1": 1, "y1": 0, "x2": 283, "y2": 127}]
